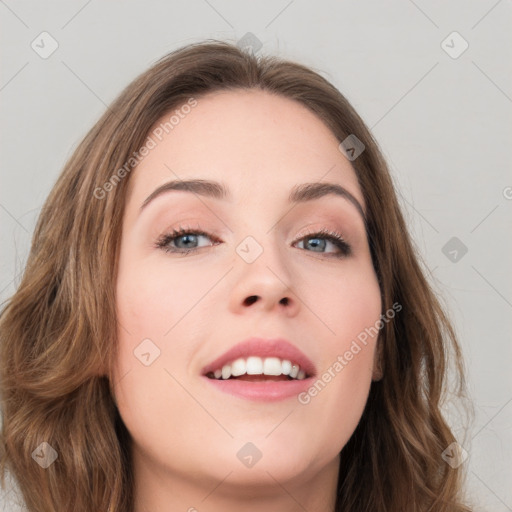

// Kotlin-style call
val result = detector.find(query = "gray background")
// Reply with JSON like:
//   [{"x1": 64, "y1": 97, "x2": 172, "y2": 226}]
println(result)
[{"x1": 1, "y1": 1, "x2": 511, "y2": 510}]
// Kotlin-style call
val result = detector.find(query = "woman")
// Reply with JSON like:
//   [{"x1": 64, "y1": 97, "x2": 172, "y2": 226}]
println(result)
[{"x1": 0, "y1": 40, "x2": 473, "y2": 511}]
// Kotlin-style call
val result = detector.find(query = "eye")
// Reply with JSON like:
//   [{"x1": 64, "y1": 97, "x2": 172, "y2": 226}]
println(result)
[
  {"x1": 155, "y1": 226, "x2": 220, "y2": 255},
  {"x1": 155, "y1": 226, "x2": 351, "y2": 258},
  {"x1": 294, "y1": 228, "x2": 351, "y2": 257}
]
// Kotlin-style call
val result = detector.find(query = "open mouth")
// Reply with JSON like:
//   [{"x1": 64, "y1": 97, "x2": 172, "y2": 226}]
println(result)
[{"x1": 205, "y1": 356, "x2": 309, "y2": 381}]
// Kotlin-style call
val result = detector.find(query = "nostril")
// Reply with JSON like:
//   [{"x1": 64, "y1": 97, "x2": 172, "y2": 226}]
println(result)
[
  {"x1": 280, "y1": 297, "x2": 289, "y2": 306},
  {"x1": 243, "y1": 296, "x2": 258, "y2": 306}
]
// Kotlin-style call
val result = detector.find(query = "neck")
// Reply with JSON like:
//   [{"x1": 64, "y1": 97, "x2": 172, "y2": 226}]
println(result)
[{"x1": 132, "y1": 449, "x2": 340, "y2": 512}]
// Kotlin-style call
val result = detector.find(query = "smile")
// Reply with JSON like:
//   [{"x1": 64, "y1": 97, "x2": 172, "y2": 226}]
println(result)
[
  {"x1": 206, "y1": 356, "x2": 308, "y2": 380},
  {"x1": 201, "y1": 337, "x2": 315, "y2": 401}
]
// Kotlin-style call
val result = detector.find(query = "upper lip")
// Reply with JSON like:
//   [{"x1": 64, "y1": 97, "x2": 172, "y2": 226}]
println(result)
[{"x1": 201, "y1": 337, "x2": 317, "y2": 377}]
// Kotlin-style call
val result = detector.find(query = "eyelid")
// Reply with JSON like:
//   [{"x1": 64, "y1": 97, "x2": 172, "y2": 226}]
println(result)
[{"x1": 294, "y1": 225, "x2": 345, "y2": 240}]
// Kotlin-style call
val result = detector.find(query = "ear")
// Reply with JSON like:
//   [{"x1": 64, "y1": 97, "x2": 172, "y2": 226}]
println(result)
[{"x1": 372, "y1": 335, "x2": 384, "y2": 381}]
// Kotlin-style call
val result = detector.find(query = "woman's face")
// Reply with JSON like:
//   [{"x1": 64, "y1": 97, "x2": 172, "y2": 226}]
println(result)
[{"x1": 113, "y1": 89, "x2": 382, "y2": 499}]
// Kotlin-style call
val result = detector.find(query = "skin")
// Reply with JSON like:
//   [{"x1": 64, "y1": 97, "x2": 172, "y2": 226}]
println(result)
[{"x1": 112, "y1": 89, "x2": 382, "y2": 512}]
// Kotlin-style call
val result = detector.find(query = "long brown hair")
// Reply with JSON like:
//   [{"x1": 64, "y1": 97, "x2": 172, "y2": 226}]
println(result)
[{"x1": 0, "y1": 39, "x2": 473, "y2": 511}]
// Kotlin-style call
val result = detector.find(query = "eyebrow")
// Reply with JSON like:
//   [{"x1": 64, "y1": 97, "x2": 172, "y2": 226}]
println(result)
[{"x1": 139, "y1": 179, "x2": 366, "y2": 222}]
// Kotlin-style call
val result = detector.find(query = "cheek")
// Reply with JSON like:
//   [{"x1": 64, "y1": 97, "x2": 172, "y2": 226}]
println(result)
[
  {"x1": 113, "y1": 252, "x2": 217, "y2": 405},
  {"x1": 331, "y1": 265, "x2": 381, "y2": 384},
  {"x1": 115, "y1": 257, "x2": 209, "y2": 341},
  {"x1": 295, "y1": 259, "x2": 381, "y2": 443},
  {"x1": 305, "y1": 255, "x2": 382, "y2": 356},
  {"x1": 112, "y1": 260, "x2": 208, "y2": 467}
]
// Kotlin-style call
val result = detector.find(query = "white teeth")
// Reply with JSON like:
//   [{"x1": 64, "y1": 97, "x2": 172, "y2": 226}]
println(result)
[
  {"x1": 210, "y1": 356, "x2": 308, "y2": 380},
  {"x1": 221, "y1": 364, "x2": 231, "y2": 380},
  {"x1": 246, "y1": 356, "x2": 263, "y2": 375},
  {"x1": 263, "y1": 357, "x2": 283, "y2": 376},
  {"x1": 231, "y1": 358, "x2": 246, "y2": 377}
]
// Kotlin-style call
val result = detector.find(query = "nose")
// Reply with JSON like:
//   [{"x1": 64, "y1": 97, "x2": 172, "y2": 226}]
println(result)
[{"x1": 228, "y1": 240, "x2": 300, "y2": 317}]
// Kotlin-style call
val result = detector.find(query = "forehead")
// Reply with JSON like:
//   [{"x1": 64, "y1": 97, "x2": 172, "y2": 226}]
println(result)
[{"x1": 126, "y1": 89, "x2": 364, "y2": 209}]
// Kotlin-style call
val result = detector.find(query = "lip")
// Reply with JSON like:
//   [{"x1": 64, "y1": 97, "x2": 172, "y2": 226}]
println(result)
[
  {"x1": 201, "y1": 337, "x2": 316, "y2": 402},
  {"x1": 203, "y1": 378, "x2": 314, "y2": 402}
]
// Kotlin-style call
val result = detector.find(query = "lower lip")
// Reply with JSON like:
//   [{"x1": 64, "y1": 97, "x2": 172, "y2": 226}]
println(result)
[{"x1": 202, "y1": 376, "x2": 313, "y2": 402}]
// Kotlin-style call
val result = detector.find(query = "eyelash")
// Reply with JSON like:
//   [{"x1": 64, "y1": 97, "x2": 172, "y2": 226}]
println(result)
[{"x1": 155, "y1": 226, "x2": 352, "y2": 258}]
